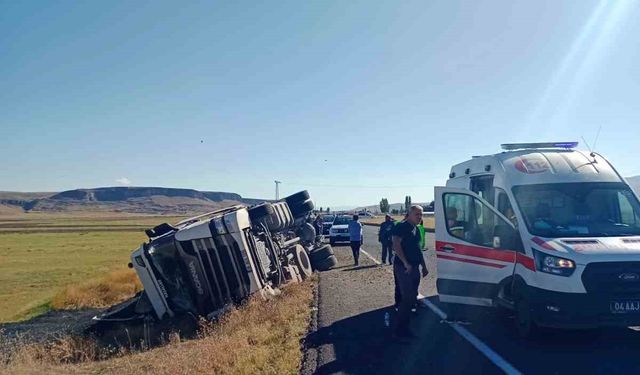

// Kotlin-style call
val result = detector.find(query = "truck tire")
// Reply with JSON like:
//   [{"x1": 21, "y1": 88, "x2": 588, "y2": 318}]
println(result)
[
  {"x1": 310, "y1": 245, "x2": 334, "y2": 263},
  {"x1": 290, "y1": 199, "x2": 315, "y2": 218},
  {"x1": 329, "y1": 238, "x2": 336, "y2": 246},
  {"x1": 248, "y1": 203, "x2": 274, "y2": 221},
  {"x1": 284, "y1": 190, "x2": 310, "y2": 206},
  {"x1": 314, "y1": 255, "x2": 338, "y2": 271},
  {"x1": 290, "y1": 245, "x2": 312, "y2": 280}
]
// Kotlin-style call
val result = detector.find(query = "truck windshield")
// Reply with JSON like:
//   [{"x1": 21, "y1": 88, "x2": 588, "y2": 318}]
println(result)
[
  {"x1": 512, "y1": 182, "x2": 640, "y2": 238},
  {"x1": 146, "y1": 237, "x2": 197, "y2": 313}
]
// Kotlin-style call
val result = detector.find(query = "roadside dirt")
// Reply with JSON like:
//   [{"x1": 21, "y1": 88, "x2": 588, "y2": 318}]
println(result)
[{"x1": 0, "y1": 309, "x2": 100, "y2": 351}]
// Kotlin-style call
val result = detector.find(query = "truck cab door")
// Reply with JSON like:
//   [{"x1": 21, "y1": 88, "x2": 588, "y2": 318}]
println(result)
[{"x1": 435, "y1": 186, "x2": 521, "y2": 308}]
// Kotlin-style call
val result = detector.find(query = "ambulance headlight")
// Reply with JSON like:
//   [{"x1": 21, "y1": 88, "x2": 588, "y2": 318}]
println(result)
[{"x1": 533, "y1": 250, "x2": 575, "y2": 277}]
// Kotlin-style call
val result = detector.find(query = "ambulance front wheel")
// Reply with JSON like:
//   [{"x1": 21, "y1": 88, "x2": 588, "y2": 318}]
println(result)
[{"x1": 515, "y1": 297, "x2": 539, "y2": 338}]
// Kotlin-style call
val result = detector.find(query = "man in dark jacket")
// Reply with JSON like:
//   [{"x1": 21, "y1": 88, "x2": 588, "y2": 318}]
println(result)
[
  {"x1": 378, "y1": 214, "x2": 395, "y2": 265},
  {"x1": 392, "y1": 206, "x2": 428, "y2": 341}
]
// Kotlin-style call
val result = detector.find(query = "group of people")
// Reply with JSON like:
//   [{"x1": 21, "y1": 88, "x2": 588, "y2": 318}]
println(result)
[
  {"x1": 314, "y1": 208, "x2": 429, "y2": 341},
  {"x1": 378, "y1": 212, "x2": 427, "y2": 264}
]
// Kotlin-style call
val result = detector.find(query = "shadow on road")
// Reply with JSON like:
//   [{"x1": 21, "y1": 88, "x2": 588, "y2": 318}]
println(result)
[
  {"x1": 307, "y1": 296, "x2": 482, "y2": 375},
  {"x1": 341, "y1": 264, "x2": 380, "y2": 272},
  {"x1": 307, "y1": 304, "x2": 398, "y2": 375}
]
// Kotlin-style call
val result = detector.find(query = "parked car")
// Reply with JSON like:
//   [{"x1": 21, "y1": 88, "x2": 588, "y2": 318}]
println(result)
[
  {"x1": 322, "y1": 214, "x2": 336, "y2": 235},
  {"x1": 89, "y1": 190, "x2": 338, "y2": 347},
  {"x1": 329, "y1": 215, "x2": 352, "y2": 246}
]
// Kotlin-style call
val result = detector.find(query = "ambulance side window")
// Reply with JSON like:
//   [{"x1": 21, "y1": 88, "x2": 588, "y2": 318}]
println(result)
[
  {"x1": 470, "y1": 176, "x2": 495, "y2": 206},
  {"x1": 618, "y1": 191, "x2": 640, "y2": 226},
  {"x1": 496, "y1": 188, "x2": 517, "y2": 227},
  {"x1": 444, "y1": 193, "x2": 518, "y2": 250}
]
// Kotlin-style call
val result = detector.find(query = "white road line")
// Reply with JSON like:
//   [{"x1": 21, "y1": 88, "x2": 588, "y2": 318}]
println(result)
[
  {"x1": 418, "y1": 296, "x2": 521, "y2": 375},
  {"x1": 360, "y1": 247, "x2": 522, "y2": 375},
  {"x1": 360, "y1": 248, "x2": 381, "y2": 265}
]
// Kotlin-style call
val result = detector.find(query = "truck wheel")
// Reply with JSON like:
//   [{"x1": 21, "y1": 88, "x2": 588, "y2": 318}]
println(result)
[
  {"x1": 248, "y1": 203, "x2": 274, "y2": 221},
  {"x1": 290, "y1": 199, "x2": 315, "y2": 218},
  {"x1": 284, "y1": 190, "x2": 310, "y2": 206},
  {"x1": 310, "y1": 244, "x2": 334, "y2": 263},
  {"x1": 329, "y1": 238, "x2": 336, "y2": 246},
  {"x1": 515, "y1": 298, "x2": 539, "y2": 338},
  {"x1": 315, "y1": 255, "x2": 337, "y2": 271},
  {"x1": 290, "y1": 245, "x2": 312, "y2": 280}
]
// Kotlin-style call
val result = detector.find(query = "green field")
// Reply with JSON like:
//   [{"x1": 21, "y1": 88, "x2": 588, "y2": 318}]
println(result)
[{"x1": 0, "y1": 214, "x2": 183, "y2": 322}]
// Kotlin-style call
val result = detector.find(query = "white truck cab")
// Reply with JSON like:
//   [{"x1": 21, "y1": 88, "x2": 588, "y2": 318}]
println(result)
[{"x1": 435, "y1": 142, "x2": 640, "y2": 337}]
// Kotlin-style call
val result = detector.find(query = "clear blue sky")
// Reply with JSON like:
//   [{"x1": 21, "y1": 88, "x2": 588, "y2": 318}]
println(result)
[{"x1": 2, "y1": 0, "x2": 639, "y2": 208}]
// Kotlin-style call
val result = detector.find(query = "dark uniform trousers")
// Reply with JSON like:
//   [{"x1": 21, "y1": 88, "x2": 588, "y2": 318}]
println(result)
[{"x1": 393, "y1": 261, "x2": 420, "y2": 334}]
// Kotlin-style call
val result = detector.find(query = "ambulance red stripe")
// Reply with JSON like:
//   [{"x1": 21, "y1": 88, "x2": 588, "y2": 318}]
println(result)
[
  {"x1": 516, "y1": 252, "x2": 536, "y2": 271},
  {"x1": 436, "y1": 241, "x2": 536, "y2": 272},
  {"x1": 436, "y1": 254, "x2": 507, "y2": 269},
  {"x1": 436, "y1": 241, "x2": 515, "y2": 262}
]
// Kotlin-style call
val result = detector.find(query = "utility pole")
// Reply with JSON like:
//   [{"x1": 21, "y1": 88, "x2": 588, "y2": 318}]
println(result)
[{"x1": 274, "y1": 180, "x2": 281, "y2": 200}]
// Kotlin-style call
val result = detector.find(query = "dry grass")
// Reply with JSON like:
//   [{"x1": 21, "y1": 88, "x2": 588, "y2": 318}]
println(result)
[
  {"x1": 51, "y1": 269, "x2": 142, "y2": 310},
  {"x1": 2, "y1": 280, "x2": 314, "y2": 375},
  {"x1": 0, "y1": 213, "x2": 182, "y2": 322}
]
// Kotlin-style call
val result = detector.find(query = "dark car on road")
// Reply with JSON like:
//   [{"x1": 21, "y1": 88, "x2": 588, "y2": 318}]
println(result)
[{"x1": 322, "y1": 215, "x2": 336, "y2": 235}]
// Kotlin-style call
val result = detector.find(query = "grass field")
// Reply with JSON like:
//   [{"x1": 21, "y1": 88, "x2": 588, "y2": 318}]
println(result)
[
  {"x1": 2, "y1": 280, "x2": 314, "y2": 374},
  {"x1": 0, "y1": 213, "x2": 183, "y2": 322},
  {"x1": 1, "y1": 212, "x2": 315, "y2": 374}
]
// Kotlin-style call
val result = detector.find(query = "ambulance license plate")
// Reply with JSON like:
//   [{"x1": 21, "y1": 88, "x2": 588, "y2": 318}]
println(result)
[{"x1": 610, "y1": 300, "x2": 640, "y2": 314}]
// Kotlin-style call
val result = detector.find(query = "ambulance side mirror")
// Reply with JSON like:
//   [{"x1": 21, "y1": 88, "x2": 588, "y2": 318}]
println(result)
[{"x1": 493, "y1": 224, "x2": 516, "y2": 250}]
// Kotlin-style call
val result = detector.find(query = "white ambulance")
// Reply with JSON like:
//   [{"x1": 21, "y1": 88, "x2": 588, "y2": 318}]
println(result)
[{"x1": 434, "y1": 142, "x2": 640, "y2": 337}]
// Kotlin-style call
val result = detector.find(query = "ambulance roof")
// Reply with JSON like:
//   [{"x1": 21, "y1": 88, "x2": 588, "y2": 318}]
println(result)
[{"x1": 449, "y1": 149, "x2": 623, "y2": 187}]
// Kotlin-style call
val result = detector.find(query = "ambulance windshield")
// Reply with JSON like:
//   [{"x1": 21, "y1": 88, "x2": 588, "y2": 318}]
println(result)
[{"x1": 513, "y1": 182, "x2": 640, "y2": 238}]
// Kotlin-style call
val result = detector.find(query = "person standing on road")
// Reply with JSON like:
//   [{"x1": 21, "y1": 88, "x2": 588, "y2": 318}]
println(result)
[
  {"x1": 392, "y1": 205, "x2": 428, "y2": 340},
  {"x1": 417, "y1": 219, "x2": 426, "y2": 251},
  {"x1": 379, "y1": 214, "x2": 395, "y2": 265},
  {"x1": 348, "y1": 214, "x2": 363, "y2": 266}
]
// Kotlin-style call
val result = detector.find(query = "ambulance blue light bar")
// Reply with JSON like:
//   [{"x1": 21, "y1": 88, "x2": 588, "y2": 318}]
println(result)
[{"x1": 500, "y1": 142, "x2": 578, "y2": 151}]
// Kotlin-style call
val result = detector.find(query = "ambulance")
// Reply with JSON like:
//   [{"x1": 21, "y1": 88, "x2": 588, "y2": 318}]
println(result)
[{"x1": 434, "y1": 142, "x2": 640, "y2": 337}]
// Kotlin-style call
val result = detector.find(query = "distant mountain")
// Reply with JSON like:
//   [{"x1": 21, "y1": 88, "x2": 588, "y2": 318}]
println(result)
[{"x1": 0, "y1": 187, "x2": 266, "y2": 215}]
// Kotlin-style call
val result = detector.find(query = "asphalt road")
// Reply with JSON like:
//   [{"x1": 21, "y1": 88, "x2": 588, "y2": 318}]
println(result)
[
  {"x1": 306, "y1": 230, "x2": 500, "y2": 375},
  {"x1": 339, "y1": 225, "x2": 640, "y2": 375}
]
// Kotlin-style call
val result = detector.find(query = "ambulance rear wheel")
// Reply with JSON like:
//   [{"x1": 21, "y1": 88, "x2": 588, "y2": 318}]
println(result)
[{"x1": 515, "y1": 298, "x2": 539, "y2": 339}]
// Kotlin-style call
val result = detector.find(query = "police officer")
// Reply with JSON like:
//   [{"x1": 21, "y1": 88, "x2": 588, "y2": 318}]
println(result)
[{"x1": 392, "y1": 205, "x2": 428, "y2": 340}]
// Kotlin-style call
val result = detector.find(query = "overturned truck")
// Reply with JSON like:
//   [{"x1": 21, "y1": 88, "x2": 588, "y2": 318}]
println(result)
[{"x1": 88, "y1": 190, "x2": 336, "y2": 347}]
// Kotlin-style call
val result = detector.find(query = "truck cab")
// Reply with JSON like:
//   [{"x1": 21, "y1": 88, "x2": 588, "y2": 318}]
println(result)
[{"x1": 435, "y1": 142, "x2": 640, "y2": 337}]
